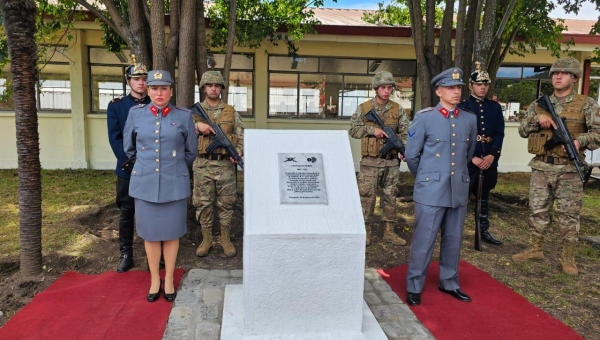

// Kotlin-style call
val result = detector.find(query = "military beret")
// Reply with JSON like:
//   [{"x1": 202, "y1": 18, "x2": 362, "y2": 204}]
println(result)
[{"x1": 431, "y1": 67, "x2": 465, "y2": 87}]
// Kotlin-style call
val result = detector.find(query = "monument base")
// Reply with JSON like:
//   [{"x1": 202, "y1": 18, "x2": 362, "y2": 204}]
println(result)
[{"x1": 220, "y1": 285, "x2": 388, "y2": 340}]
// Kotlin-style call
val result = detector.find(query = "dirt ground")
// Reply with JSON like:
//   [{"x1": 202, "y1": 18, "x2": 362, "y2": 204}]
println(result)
[{"x1": 1, "y1": 173, "x2": 599, "y2": 339}]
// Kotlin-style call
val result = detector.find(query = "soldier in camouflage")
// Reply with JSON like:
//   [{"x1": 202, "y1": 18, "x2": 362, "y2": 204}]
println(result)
[
  {"x1": 349, "y1": 71, "x2": 409, "y2": 246},
  {"x1": 512, "y1": 57, "x2": 600, "y2": 275},
  {"x1": 192, "y1": 71, "x2": 244, "y2": 258}
]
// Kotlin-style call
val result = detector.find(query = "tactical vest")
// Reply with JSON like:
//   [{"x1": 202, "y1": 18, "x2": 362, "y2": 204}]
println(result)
[
  {"x1": 527, "y1": 94, "x2": 587, "y2": 159},
  {"x1": 360, "y1": 101, "x2": 400, "y2": 157},
  {"x1": 197, "y1": 104, "x2": 237, "y2": 155}
]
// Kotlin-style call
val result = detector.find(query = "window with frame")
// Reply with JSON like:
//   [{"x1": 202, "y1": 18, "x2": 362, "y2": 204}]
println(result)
[
  {"x1": 268, "y1": 56, "x2": 416, "y2": 119},
  {"x1": 493, "y1": 64, "x2": 551, "y2": 121},
  {"x1": 90, "y1": 49, "x2": 254, "y2": 116},
  {"x1": 1, "y1": 46, "x2": 71, "y2": 111}
]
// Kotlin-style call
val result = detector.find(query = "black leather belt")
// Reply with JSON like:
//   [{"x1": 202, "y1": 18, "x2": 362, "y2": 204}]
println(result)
[
  {"x1": 535, "y1": 155, "x2": 571, "y2": 165},
  {"x1": 202, "y1": 154, "x2": 228, "y2": 160}
]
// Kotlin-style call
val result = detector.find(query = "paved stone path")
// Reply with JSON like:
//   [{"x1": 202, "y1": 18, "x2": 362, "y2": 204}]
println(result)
[{"x1": 163, "y1": 268, "x2": 433, "y2": 340}]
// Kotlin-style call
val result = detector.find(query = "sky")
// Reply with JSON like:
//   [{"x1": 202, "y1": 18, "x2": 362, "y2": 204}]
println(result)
[{"x1": 323, "y1": 0, "x2": 600, "y2": 21}]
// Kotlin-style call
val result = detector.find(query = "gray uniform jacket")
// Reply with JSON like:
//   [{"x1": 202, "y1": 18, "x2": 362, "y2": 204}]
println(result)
[
  {"x1": 405, "y1": 103, "x2": 477, "y2": 208},
  {"x1": 123, "y1": 103, "x2": 198, "y2": 203}
]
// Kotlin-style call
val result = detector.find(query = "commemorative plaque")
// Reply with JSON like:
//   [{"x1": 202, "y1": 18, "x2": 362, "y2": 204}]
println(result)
[{"x1": 278, "y1": 153, "x2": 328, "y2": 204}]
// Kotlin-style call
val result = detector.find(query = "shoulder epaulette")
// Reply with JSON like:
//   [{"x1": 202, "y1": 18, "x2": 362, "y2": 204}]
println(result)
[
  {"x1": 109, "y1": 97, "x2": 123, "y2": 104},
  {"x1": 416, "y1": 107, "x2": 434, "y2": 114},
  {"x1": 459, "y1": 107, "x2": 475, "y2": 115},
  {"x1": 175, "y1": 105, "x2": 191, "y2": 112}
]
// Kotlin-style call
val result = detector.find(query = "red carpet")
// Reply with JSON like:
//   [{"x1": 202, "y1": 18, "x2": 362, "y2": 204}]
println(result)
[
  {"x1": 0, "y1": 269, "x2": 183, "y2": 340},
  {"x1": 379, "y1": 261, "x2": 583, "y2": 340}
]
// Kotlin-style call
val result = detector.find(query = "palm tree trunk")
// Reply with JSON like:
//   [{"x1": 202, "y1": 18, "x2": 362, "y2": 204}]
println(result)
[{"x1": 0, "y1": 0, "x2": 43, "y2": 277}]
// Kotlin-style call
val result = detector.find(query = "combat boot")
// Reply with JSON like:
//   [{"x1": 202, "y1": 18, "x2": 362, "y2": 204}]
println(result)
[
  {"x1": 365, "y1": 225, "x2": 372, "y2": 246},
  {"x1": 220, "y1": 225, "x2": 237, "y2": 257},
  {"x1": 383, "y1": 222, "x2": 407, "y2": 246},
  {"x1": 117, "y1": 208, "x2": 135, "y2": 273},
  {"x1": 196, "y1": 228, "x2": 213, "y2": 257},
  {"x1": 559, "y1": 243, "x2": 578, "y2": 275},
  {"x1": 512, "y1": 237, "x2": 544, "y2": 262}
]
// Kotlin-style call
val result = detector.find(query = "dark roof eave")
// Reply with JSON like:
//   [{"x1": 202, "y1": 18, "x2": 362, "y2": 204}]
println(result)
[
  {"x1": 560, "y1": 34, "x2": 600, "y2": 44},
  {"x1": 314, "y1": 24, "x2": 413, "y2": 37}
]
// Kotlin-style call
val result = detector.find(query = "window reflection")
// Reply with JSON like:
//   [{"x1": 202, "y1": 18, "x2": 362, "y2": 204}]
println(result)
[{"x1": 268, "y1": 56, "x2": 416, "y2": 119}]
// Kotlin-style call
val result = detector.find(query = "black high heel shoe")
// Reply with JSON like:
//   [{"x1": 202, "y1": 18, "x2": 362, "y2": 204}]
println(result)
[
  {"x1": 147, "y1": 279, "x2": 162, "y2": 302},
  {"x1": 163, "y1": 281, "x2": 177, "y2": 302}
]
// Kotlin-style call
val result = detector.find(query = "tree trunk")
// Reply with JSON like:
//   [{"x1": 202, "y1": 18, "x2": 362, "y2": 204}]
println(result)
[
  {"x1": 475, "y1": 0, "x2": 498, "y2": 68},
  {"x1": 221, "y1": 0, "x2": 237, "y2": 103},
  {"x1": 177, "y1": 0, "x2": 196, "y2": 106},
  {"x1": 166, "y1": 0, "x2": 181, "y2": 84},
  {"x1": 128, "y1": 0, "x2": 152, "y2": 67},
  {"x1": 437, "y1": 0, "x2": 455, "y2": 70},
  {"x1": 455, "y1": 0, "x2": 468, "y2": 69},
  {"x1": 407, "y1": 0, "x2": 432, "y2": 108},
  {"x1": 195, "y1": 0, "x2": 208, "y2": 102},
  {"x1": 151, "y1": 0, "x2": 168, "y2": 70},
  {"x1": 0, "y1": 0, "x2": 43, "y2": 277}
]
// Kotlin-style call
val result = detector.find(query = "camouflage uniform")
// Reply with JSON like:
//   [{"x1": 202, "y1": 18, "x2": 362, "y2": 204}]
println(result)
[
  {"x1": 192, "y1": 71, "x2": 244, "y2": 257},
  {"x1": 349, "y1": 71, "x2": 409, "y2": 246},
  {"x1": 513, "y1": 58, "x2": 600, "y2": 274}
]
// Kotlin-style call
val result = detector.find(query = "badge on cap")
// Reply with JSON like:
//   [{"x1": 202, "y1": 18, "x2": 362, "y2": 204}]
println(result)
[
  {"x1": 452, "y1": 70, "x2": 460, "y2": 80},
  {"x1": 154, "y1": 71, "x2": 163, "y2": 80}
]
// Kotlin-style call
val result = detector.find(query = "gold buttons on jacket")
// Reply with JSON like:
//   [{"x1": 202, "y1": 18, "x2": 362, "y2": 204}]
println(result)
[
  {"x1": 155, "y1": 169, "x2": 159, "y2": 173},
  {"x1": 452, "y1": 133, "x2": 456, "y2": 137},
  {"x1": 155, "y1": 159, "x2": 160, "y2": 163},
  {"x1": 452, "y1": 152, "x2": 456, "y2": 156},
  {"x1": 481, "y1": 116, "x2": 484, "y2": 119},
  {"x1": 452, "y1": 124, "x2": 456, "y2": 127},
  {"x1": 155, "y1": 130, "x2": 159, "y2": 134},
  {"x1": 155, "y1": 139, "x2": 159, "y2": 143},
  {"x1": 426, "y1": 177, "x2": 429, "y2": 181},
  {"x1": 452, "y1": 142, "x2": 456, "y2": 146},
  {"x1": 156, "y1": 122, "x2": 160, "y2": 126},
  {"x1": 451, "y1": 171, "x2": 455, "y2": 175},
  {"x1": 436, "y1": 153, "x2": 441, "y2": 158},
  {"x1": 452, "y1": 162, "x2": 455, "y2": 166},
  {"x1": 155, "y1": 149, "x2": 159, "y2": 153},
  {"x1": 141, "y1": 147, "x2": 146, "y2": 151}
]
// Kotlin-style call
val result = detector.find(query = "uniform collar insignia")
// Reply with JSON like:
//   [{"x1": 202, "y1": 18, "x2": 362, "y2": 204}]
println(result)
[
  {"x1": 150, "y1": 104, "x2": 171, "y2": 117},
  {"x1": 438, "y1": 105, "x2": 459, "y2": 118}
]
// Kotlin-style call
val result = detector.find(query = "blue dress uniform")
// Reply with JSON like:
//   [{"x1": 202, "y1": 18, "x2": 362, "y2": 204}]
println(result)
[
  {"x1": 457, "y1": 67, "x2": 505, "y2": 246},
  {"x1": 123, "y1": 71, "x2": 198, "y2": 241},
  {"x1": 107, "y1": 60, "x2": 151, "y2": 272},
  {"x1": 404, "y1": 68, "x2": 477, "y2": 305}
]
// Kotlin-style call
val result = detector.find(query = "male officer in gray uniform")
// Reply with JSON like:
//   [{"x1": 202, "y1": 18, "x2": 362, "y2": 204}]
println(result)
[{"x1": 404, "y1": 67, "x2": 477, "y2": 306}]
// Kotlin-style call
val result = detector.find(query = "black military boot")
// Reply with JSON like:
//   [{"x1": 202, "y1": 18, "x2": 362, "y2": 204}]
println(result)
[
  {"x1": 117, "y1": 208, "x2": 135, "y2": 272},
  {"x1": 480, "y1": 200, "x2": 502, "y2": 246}
]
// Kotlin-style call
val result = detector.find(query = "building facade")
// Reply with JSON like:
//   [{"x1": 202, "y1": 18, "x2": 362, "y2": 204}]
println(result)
[{"x1": 1, "y1": 9, "x2": 599, "y2": 171}]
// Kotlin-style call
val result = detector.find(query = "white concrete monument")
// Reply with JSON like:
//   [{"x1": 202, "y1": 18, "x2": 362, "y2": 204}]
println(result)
[{"x1": 221, "y1": 130, "x2": 387, "y2": 340}]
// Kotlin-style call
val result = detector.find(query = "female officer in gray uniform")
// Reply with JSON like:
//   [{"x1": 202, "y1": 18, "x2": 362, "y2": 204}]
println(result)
[{"x1": 123, "y1": 70, "x2": 198, "y2": 302}]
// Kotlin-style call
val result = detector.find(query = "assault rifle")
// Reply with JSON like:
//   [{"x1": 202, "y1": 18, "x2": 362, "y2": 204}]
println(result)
[
  {"x1": 536, "y1": 94, "x2": 588, "y2": 183},
  {"x1": 190, "y1": 103, "x2": 244, "y2": 170},
  {"x1": 364, "y1": 109, "x2": 406, "y2": 158}
]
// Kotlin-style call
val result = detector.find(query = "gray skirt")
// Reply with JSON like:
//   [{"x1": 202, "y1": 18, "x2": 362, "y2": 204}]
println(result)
[{"x1": 134, "y1": 198, "x2": 188, "y2": 241}]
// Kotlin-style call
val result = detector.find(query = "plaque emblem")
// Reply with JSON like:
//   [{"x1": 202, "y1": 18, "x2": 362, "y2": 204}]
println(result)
[
  {"x1": 154, "y1": 71, "x2": 163, "y2": 80},
  {"x1": 452, "y1": 70, "x2": 460, "y2": 80}
]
